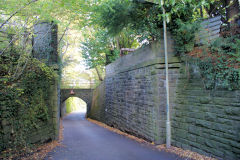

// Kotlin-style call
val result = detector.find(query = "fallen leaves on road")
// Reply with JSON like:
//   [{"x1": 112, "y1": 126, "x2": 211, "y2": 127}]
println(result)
[
  {"x1": 87, "y1": 118, "x2": 148, "y2": 144},
  {"x1": 157, "y1": 144, "x2": 217, "y2": 160},
  {"x1": 87, "y1": 118, "x2": 217, "y2": 160}
]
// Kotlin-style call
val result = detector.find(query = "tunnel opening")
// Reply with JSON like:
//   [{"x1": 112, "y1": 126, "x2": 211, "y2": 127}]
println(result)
[{"x1": 61, "y1": 97, "x2": 87, "y2": 118}]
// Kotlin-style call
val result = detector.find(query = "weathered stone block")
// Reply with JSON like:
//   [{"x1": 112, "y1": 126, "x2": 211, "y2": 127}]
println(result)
[{"x1": 204, "y1": 112, "x2": 216, "y2": 121}]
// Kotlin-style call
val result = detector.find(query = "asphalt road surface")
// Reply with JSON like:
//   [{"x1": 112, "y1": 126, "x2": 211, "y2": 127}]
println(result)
[{"x1": 46, "y1": 112, "x2": 183, "y2": 160}]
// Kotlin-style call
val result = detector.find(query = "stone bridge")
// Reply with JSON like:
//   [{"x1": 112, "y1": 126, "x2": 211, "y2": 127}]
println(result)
[{"x1": 60, "y1": 89, "x2": 93, "y2": 117}]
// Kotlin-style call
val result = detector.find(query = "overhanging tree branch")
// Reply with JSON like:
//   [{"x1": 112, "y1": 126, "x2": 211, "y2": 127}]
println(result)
[
  {"x1": 58, "y1": 21, "x2": 72, "y2": 44},
  {"x1": 0, "y1": 0, "x2": 39, "y2": 29},
  {"x1": 95, "y1": 67, "x2": 103, "y2": 81}
]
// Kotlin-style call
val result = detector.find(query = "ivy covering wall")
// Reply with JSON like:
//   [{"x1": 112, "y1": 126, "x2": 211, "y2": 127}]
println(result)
[{"x1": 0, "y1": 51, "x2": 59, "y2": 156}]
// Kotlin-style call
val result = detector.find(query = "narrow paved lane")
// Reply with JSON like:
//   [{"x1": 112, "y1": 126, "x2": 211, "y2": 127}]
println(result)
[{"x1": 46, "y1": 112, "x2": 183, "y2": 160}]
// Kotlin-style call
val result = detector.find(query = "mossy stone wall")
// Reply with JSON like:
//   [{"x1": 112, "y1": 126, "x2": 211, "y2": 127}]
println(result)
[
  {"x1": 89, "y1": 81, "x2": 106, "y2": 122},
  {"x1": 0, "y1": 21, "x2": 60, "y2": 153},
  {"x1": 172, "y1": 64, "x2": 240, "y2": 160},
  {"x1": 90, "y1": 36, "x2": 180, "y2": 144},
  {"x1": 89, "y1": 36, "x2": 240, "y2": 159},
  {"x1": 0, "y1": 70, "x2": 60, "y2": 152}
]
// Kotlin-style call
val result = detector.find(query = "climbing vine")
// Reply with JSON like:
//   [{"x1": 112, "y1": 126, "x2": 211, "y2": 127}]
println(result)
[
  {"x1": 173, "y1": 20, "x2": 240, "y2": 90},
  {"x1": 0, "y1": 50, "x2": 57, "y2": 155},
  {"x1": 196, "y1": 35, "x2": 240, "y2": 90}
]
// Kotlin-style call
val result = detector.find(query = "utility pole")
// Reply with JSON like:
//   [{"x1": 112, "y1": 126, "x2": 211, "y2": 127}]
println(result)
[
  {"x1": 162, "y1": 6, "x2": 171, "y2": 148},
  {"x1": 145, "y1": 0, "x2": 171, "y2": 148}
]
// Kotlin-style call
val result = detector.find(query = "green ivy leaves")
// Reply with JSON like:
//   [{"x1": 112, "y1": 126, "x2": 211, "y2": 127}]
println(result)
[
  {"x1": 174, "y1": 18, "x2": 240, "y2": 90},
  {"x1": 0, "y1": 54, "x2": 56, "y2": 152}
]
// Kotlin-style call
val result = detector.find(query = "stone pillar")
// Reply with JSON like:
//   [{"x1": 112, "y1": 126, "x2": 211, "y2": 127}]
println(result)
[
  {"x1": 32, "y1": 21, "x2": 58, "y2": 65},
  {"x1": 48, "y1": 81, "x2": 60, "y2": 140},
  {"x1": 33, "y1": 21, "x2": 60, "y2": 140}
]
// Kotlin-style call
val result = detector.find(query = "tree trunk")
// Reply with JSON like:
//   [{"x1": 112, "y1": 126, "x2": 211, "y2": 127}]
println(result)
[
  {"x1": 95, "y1": 67, "x2": 103, "y2": 81},
  {"x1": 226, "y1": 0, "x2": 240, "y2": 24},
  {"x1": 116, "y1": 37, "x2": 120, "y2": 50},
  {"x1": 200, "y1": 6, "x2": 203, "y2": 18}
]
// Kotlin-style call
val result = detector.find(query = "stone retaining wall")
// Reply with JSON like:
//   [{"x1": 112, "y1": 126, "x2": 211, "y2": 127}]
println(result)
[
  {"x1": 89, "y1": 37, "x2": 240, "y2": 159},
  {"x1": 172, "y1": 64, "x2": 240, "y2": 160},
  {"x1": 0, "y1": 21, "x2": 60, "y2": 152},
  {"x1": 89, "y1": 82, "x2": 106, "y2": 121},
  {"x1": 105, "y1": 60, "x2": 180, "y2": 144},
  {"x1": 91, "y1": 37, "x2": 180, "y2": 144},
  {"x1": 33, "y1": 22, "x2": 60, "y2": 141}
]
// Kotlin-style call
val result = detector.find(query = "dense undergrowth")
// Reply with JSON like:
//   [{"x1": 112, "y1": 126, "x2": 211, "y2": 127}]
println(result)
[
  {"x1": 173, "y1": 21, "x2": 240, "y2": 90},
  {"x1": 194, "y1": 35, "x2": 240, "y2": 90},
  {"x1": 0, "y1": 50, "x2": 57, "y2": 157}
]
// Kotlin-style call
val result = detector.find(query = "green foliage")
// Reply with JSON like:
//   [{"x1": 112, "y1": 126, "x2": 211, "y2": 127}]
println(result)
[
  {"x1": 93, "y1": 0, "x2": 132, "y2": 36},
  {"x1": 0, "y1": 0, "x2": 91, "y2": 27},
  {"x1": 94, "y1": 0, "x2": 162, "y2": 42},
  {"x1": 198, "y1": 59, "x2": 239, "y2": 90},
  {"x1": 0, "y1": 51, "x2": 57, "y2": 153},
  {"x1": 198, "y1": 35, "x2": 240, "y2": 90},
  {"x1": 173, "y1": 20, "x2": 201, "y2": 55},
  {"x1": 185, "y1": 35, "x2": 240, "y2": 90},
  {"x1": 81, "y1": 29, "x2": 113, "y2": 68},
  {"x1": 93, "y1": 0, "x2": 207, "y2": 43},
  {"x1": 81, "y1": 0, "x2": 212, "y2": 70},
  {"x1": 65, "y1": 97, "x2": 86, "y2": 114},
  {"x1": 89, "y1": 0, "x2": 240, "y2": 91},
  {"x1": 81, "y1": 27, "x2": 139, "y2": 69},
  {"x1": 170, "y1": 11, "x2": 240, "y2": 90}
]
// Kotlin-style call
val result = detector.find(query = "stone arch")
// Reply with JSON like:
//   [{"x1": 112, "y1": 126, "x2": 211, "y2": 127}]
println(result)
[{"x1": 60, "y1": 89, "x2": 93, "y2": 117}]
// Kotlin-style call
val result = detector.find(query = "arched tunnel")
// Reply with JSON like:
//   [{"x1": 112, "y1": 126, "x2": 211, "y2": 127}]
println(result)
[{"x1": 60, "y1": 89, "x2": 93, "y2": 117}]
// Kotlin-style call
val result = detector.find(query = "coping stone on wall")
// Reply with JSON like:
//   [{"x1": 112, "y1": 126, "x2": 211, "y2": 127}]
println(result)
[
  {"x1": 106, "y1": 34, "x2": 180, "y2": 77},
  {"x1": 32, "y1": 21, "x2": 58, "y2": 65}
]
